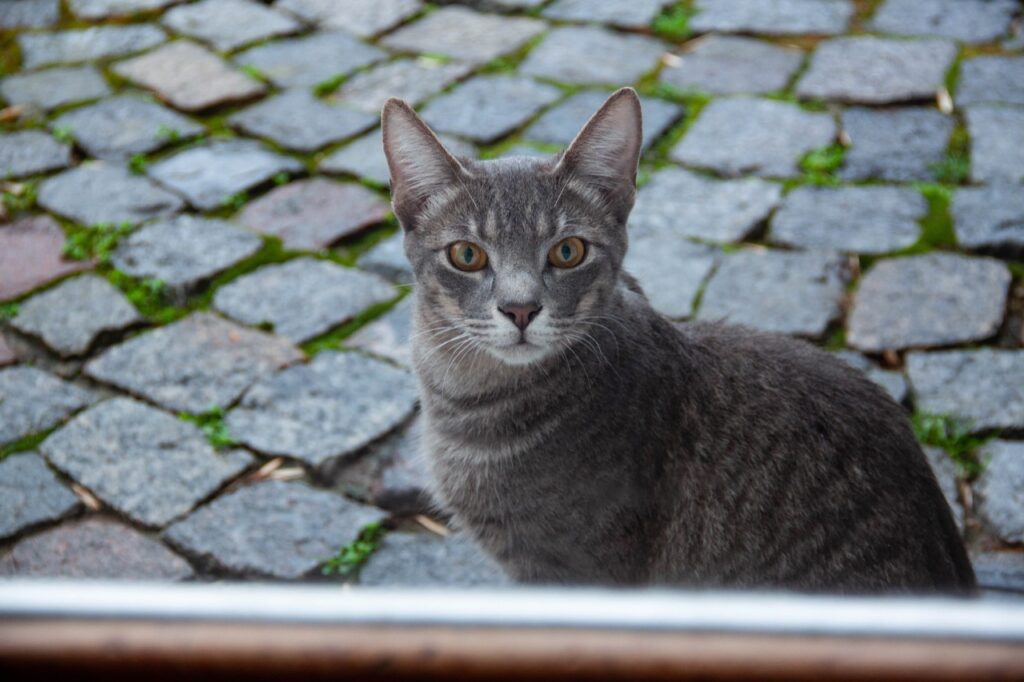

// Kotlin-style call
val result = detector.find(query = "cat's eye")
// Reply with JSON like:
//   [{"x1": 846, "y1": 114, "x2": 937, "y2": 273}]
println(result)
[
  {"x1": 448, "y1": 241, "x2": 488, "y2": 272},
  {"x1": 548, "y1": 237, "x2": 586, "y2": 269}
]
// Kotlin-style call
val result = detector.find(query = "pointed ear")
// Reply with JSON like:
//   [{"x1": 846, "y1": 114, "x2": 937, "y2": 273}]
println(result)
[
  {"x1": 554, "y1": 88, "x2": 643, "y2": 219},
  {"x1": 381, "y1": 98, "x2": 468, "y2": 230}
]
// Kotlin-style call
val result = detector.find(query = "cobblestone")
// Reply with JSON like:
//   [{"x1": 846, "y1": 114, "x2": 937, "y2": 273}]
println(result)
[
  {"x1": 542, "y1": 0, "x2": 672, "y2": 29},
  {"x1": 952, "y1": 185, "x2": 1024, "y2": 257},
  {"x1": 19, "y1": 24, "x2": 166, "y2": 69},
  {"x1": 0, "y1": 0, "x2": 59, "y2": 28},
  {"x1": 0, "y1": 66, "x2": 111, "y2": 110},
  {"x1": 869, "y1": 0, "x2": 1017, "y2": 44},
  {"x1": 38, "y1": 162, "x2": 185, "y2": 226},
  {"x1": 0, "y1": 366, "x2": 97, "y2": 446},
  {"x1": 660, "y1": 35, "x2": 803, "y2": 95},
  {"x1": 520, "y1": 26, "x2": 666, "y2": 85},
  {"x1": 319, "y1": 130, "x2": 475, "y2": 186},
  {"x1": 522, "y1": 90, "x2": 683, "y2": 150},
  {"x1": 976, "y1": 441, "x2": 1024, "y2": 543},
  {"x1": 966, "y1": 106, "x2": 1024, "y2": 185},
  {"x1": 358, "y1": 532, "x2": 510, "y2": 587},
  {"x1": 0, "y1": 130, "x2": 71, "y2": 180},
  {"x1": 839, "y1": 107, "x2": 954, "y2": 182},
  {"x1": 277, "y1": 0, "x2": 423, "y2": 38},
  {"x1": 0, "y1": 452, "x2": 80, "y2": 541},
  {"x1": 624, "y1": 237, "x2": 717, "y2": 319},
  {"x1": 69, "y1": 0, "x2": 184, "y2": 19},
  {"x1": 420, "y1": 75, "x2": 561, "y2": 143},
  {"x1": 332, "y1": 59, "x2": 473, "y2": 114},
  {"x1": 690, "y1": 0, "x2": 853, "y2": 36},
  {"x1": 0, "y1": 216, "x2": 92, "y2": 301},
  {"x1": 235, "y1": 31, "x2": 386, "y2": 89},
  {"x1": 345, "y1": 296, "x2": 414, "y2": 366},
  {"x1": 162, "y1": 0, "x2": 300, "y2": 52},
  {"x1": 229, "y1": 89, "x2": 376, "y2": 153},
  {"x1": 957, "y1": 57, "x2": 1024, "y2": 107}
]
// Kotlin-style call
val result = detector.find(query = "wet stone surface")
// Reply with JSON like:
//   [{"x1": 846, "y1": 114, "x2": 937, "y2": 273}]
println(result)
[
  {"x1": 660, "y1": 35, "x2": 804, "y2": 96},
  {"x1": 0, "y1": 452, "x2": 80, "y2": 541},
  {"x1": 51, "y1": 95, "x2": 205, "y2": 161},
  {"x1": 957, "y1": 57, "x2": 1024, "y2": 107},
  {"x1": 907, "y1": 349, "x2": 1024, "y2": 434},
  {"x1": 630, "y1": 167, "x2": 782, "y2": 243},
  {"x1": 85, "y1": 312, "x2": 302, "y2": 414},
  {"x1": 770, "y1": 186, "x2": 925, "y2": 254},
  {"x1": 670, "y1": 98, "x2": 836, "y2": 178},
  {"x1": 952, "y1": 185, "x2": 1024, "y2": 257},
  {"x1": 146, "y1": 139, "x2": 304, "y2": 211},
  {"x1": 164, "y1": 480, "x2": 385, "y2": 579},
  {"x1": 229, "y1": 89, "x2": 376, "y2": 153},
  {"x1": 520, "y1": 26, "x2": 666, "y2": 85},
  {"x1": 235, "y1": 31, "x2": 386, "y2": 89},
  {"x1": 162, "y1": 0, "x2": 301, "y2": 52},
  {"x1": 966, "y1": 106, "x2": 1024, "y2": 185},
  {"x1": 111, "y1": 215, "x2": 263, "y2": 297},
  {"x1": 0, "y1": 366, "x2": 97, "y2": 446},
  {"x1": 0, "y1": 65, "x2": 111, "y2": 110},
  {"x1": 226, "y1": 351, "x2": 418, "y2": 468},
  {"x1": 0, "y1": 130, "x2": 71, "y2": 179},
  {"x1": 839, "y1": 107, "x2": 954, "y2": 182},
  {"x1": 0, "y1": 215, "x2": 92, "y2": 301},
  {"x1": 113, "y1": 40, "x2": 265, "y2": 112},
  {"x1": 38, "y1": 162, "x2": 185, "y2": 226},
  {"x1": 976, "y1": 441, "x2": 1024, "y2": 544},
  {"x1": 795, "y1": 37, "x2": 957, "y2": 104},
  {"x1": 624, "y1": 237, "x2": 718, "y2": 319},
  {"x1": 420, "y1": 75, "x2": 561, "y2": 143},
  {"x1": 278, "y1": 0, "x2": 423, "y2": 38},
  {"x1": 41, "y1": 397, "x2": 252, "y2": 527},
  {"x1": 542, "y1": 0, "x2": 672, "y2": 29},
  {"x1": 213, "y1": 258, "x2": 396, "y2": 343},
  {"x1": 869, "y1": 0, "x2": 1017, "y2": 44},
  {"x1": 0, "y1": 517, "x2": 194, "y2": 580},
  {"x1": 697, "y1": 250, "x2": 849, "y2": 338},
  {"x1": 11, "y1": 275, "x2": 141, "y2": 357},
  {"x1": 358, "y1": 532, "x2": 510, "y2": 587},
  {"x1": 332, "y1": 59, "x2": 473, "y2": 114},
  {"x1": 345, "y1": 296, "x2": 414, "y2": 367},
  {"x1": 690, "y1": 0, "x2": 853, "y2": 35},
  {"x1": 238, "y1": 178, "x2": 389, "y2": 250},
  {"x1": 848, "y1": 254, "x2": 1010, "y2": 352},
  {"x1": 319, "y1": 130, "x2": 475, "y2": 186},
  {"x1": 18, "y1": 24, "x2": 167, "y2": 69}
]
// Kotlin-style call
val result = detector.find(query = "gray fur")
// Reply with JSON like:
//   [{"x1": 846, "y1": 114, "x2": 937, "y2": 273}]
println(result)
[{"x1": 381, "y1": 89, "x2": 975, "y2": 593}]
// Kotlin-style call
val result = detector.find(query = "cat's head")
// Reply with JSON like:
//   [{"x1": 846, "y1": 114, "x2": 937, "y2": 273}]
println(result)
[{"x1": 382, "y1": 88, "x2": 642, "y2": 367}]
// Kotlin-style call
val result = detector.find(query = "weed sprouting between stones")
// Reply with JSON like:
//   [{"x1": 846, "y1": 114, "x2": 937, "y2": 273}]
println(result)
[
  {"x1": 63, "y1": 221, "x2": 134, "y2": 263},
  {"x1": 2, "y1": 180, "x2": 38, "y2": 214},
  {"x1": 179, "y1": 406, "x2": 237, "y2": 449},
  {"x1": 51, "y1": 125, "x2": 74, "y2": 144},
  {"x1": 651, "y1": 3, "x2": 696, "y2": 42},
  {"x1": 321, "y1": 521, "x2": 387, "y2": 577},
  {"x1": 911, "y1": 412, "x2": 992, "y2": 477},
  {"x1": 0, "y1": 302, "x2": 18, "y2": 322},
  {"x1": 156, "y1": 124, "x2": 181, "y2": 144},
  {"x1": 312, "y1": 72, "x2": 348, "y2": 97},
  {"x1": 798, "y1": 143, "x2": 846, "y2": 186},
  {"x1": 128, "y1": 153, "x2": 149, "y2": 175}
]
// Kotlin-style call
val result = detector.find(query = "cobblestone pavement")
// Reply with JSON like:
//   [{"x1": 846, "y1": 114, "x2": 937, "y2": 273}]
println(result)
[{"x1": 0, "y1": 0, "x2": 1023, "y2": 591}]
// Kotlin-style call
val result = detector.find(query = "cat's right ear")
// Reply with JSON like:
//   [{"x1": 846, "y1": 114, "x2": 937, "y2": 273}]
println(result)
[{"x1": 381, "y1": 98, "x2": 467, "y2": 230}]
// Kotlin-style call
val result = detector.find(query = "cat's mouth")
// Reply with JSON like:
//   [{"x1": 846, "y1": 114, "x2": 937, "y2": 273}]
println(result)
[{"x1": 489, "y1": 339, "x2": 550, "y2": 366}]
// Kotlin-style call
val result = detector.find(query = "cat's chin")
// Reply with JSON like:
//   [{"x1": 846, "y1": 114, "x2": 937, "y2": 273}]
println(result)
[{"x1": 485, "y1": 342, "x2": 553, "y2": 367}]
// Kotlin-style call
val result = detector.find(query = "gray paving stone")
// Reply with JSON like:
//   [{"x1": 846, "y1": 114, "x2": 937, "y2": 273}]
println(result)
[
  {"x1": 276, "y1": 0, "x2": 423, "y2": 38},
  {"x1": 38, "y1": 163, "x2": 185, "y2": 226},
  {"x1": 230, "y1": 89, "x2": 375, "y2": 153},
  {"x1": 630, "y1": 167, "x2": 782, "y2": 243},
  {"x1": 227, "y1": 351, "x2": 418, "y2": 468},
  {"x1": 958, "y1": 57, "x2": 1024, "y2": 107},
  {"x1": 869, "y1": 0, "x2": 1017, "y2": 44},
  {"x1": 359, "y1": 532, "x2": 509, "y2": 587},
  {"x1": 345, "y1": 296, "x2": 413, "y2": 366},
  {"x1": 420, "y1": 75, "x2": 561, "y2": 143},
  {"x1": 839, "y1": 107, "x2": 954, "y2": 182},
  {"x1": 319, "y1": 129, "x2": 475, "y2": 186},
  {"x1": 0, "y1": 0, "x2": 59, "y2": 28},
  {"x1": 967, "y1": 106, "x2": 1024, "y2": 185},
  {"x1": 465, "y1": 0, "x2": 546, "y2": 8},
  {"x1": 0, "y1": 215, "x2": 92, "y2": 301},
  {"x1": 976, "y1": 441, "x2": 1024, "y2": 543},
  {"x1": 0, "y1": 367, "x2": 97, "y2": 446},
  {"x1": 51, "y1": 95, "x2": 205, "y2": 162},
  {"x1": 499, "y1": 144, "x2": 551, "y2": 159},
  {"x1": 113, "y1": 40, "x2": 265, "y2": 112},
  {"x1": 669, "y1": 98, "x2": 836, "y2": 178},
  {"x1": 922, "y1": 446, "x2": 963, "y2": 530},
  {"x1": 380, "y1": 6, "x2": 544, "y2": 65},
  {"x1": 522, "y1": 90, "x2": 683, "y2": 151},
  {"x1": 0, "y1": 66, "x2": 111, "y2": 111},
  {"x1": 331, "y1": 58, "x2": 473, "y2": 114},
  {"x1": 235, "y1": 31, "x2": 386, "y2": 89},
  {"x1": 908, "y1": 350, "x2": 1024, "y2": 434},
  {"x1": 849, "y1": 254, "x2": 1010, "y2": 352},
  {"x1": 41, "y1": 397, "x2": 252, "y2": 527},
  {"x1": 952, "y1": 185, "x2": 1024, "y2": 257},
  {"x1": 770, "y1": 186, "x2": 925, "y2": 254},
  {"x1": 0, "y1": 453, "x2": 80, "y2": 542},
  {"x1": 795, "y1": 37, "x2": 957, "y2": 104},
  {"x1": 0, "y1": 518, "x2": 193, "y2": 580},
  {"x1": 542, "y1": 0, "x2": 672, "y2": 28},
  {"x1": 164, "y1": 480, "x2": 385, "y2": 579},
  {"x1": 690, "y1": 0, "x2": 853, "y2": 35},
  {"x1": 520, "y1": 26, "x2": 666, "y2": 85},
  {"x1": 973, "y1": 552, "x2": 1024, "y2": 593},
  {"x1": 238, "y1": 178, "x2": 389, "y2": 250},
  {"x1": 624, "y1": 237, "x2": 717, "y2": 319},
  {"x1": 85, "y1": 312, "x2": 302, "y2": 414},
  {"x1": 0, "y1": 130, "x2": 71, "y2": 180},
  {"x1": 0, "y1": 335, "x2": 16, "y2": 367},
  {"x1": 832, "y1": 351, "x2": 909, "y2": 404},
  {"x1": 213, "y1": 258, "x2": 395, "y2": 343},
  {"x1": 660, "y1": 35, "x2": 803, "y2": 95},
  {"x1": 356, "y1": 232, "x2": 413, "y2": 283},
  {"x1": 11, "y1": 275, "x2": 142, "y2": 357},
  {"x1": 696, "y1": 250, "x2": 849, "y2": 338},
  {"x1": 69, "y1": 0, "x2": 184, "y2": 18},
  {"x1": 146, "y1": 139, "x2": 304, "y2": 211},
  {"x1": 18, "y1": 25, "x2": 167, "y2": 69},
  {"x1": 163, "y1": 0, "x2": 301, "y2": 52},
  {"x1": 111, "y1": 215, "x2": 263, "y2": 296}
]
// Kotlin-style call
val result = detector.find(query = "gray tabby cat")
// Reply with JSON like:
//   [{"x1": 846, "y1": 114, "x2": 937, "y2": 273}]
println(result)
[{"x1": 381, "y1": 88, "x2": 975, "y2": 593}]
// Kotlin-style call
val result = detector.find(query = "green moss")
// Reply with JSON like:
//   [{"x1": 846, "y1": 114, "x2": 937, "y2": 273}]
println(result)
[
  {"x1": 797, "y1": 143, "x2": 846, "y2": 186},
  {"x1": 63, "y1": 221, "x2": 134, "y2": 263},
  {"x1": 929, "y1": 123, "x2": 971, "y2": 185},
  {"x1": 2, "y1": 179, "x2": 38, "y2": 214},
  {"x1": 0, "y1": 428, "x2": 55, "y2": 460},
  {"x1": 911, "y1": 412, "x2": 991, "y2": 477},
  {"x1": 1007, "y1": 261, "x2": 1024, "y2": 281},
  {"x1": 321, "y1": 521, "x2": 387, "y2": 577},
  {"x1": 301, "y1": 292, "x2": 405, "y2": 356},
  {"x1": 178, "y1": 406, "x2": 237, "y2": 449},
  {"x1": 651, "y1": 3, "x2": 695, "y2": 42},
  {"x1": 312, "y1": 72, "x2": 348, "y2": 97},
  {"x1": 51, "y1": 125, "x2": 74, "y2": 144},
  {"x1": 128, "y1": 153, "x2": 149, "y2": 175},
  {"x1": 824, "y1": 327, "x2": 847, "y2": 351},
  {"x1": 913, "y1": 183, "x2": 957, "y2": 250},
  {"x1": 478, "y1": 33, "x2": 545, "y2": 74},
  {"x1": 240, "y1": 64, "x2": 268, "y2": 83},
  {"x1": 0, "y1": 302, "x2": 18, "y2": 322},
  {"x1": 156, "y1": 124, "x2": 181, "y2": 144},
  {"x1": 220, "y1": 191, "x2": 249, "y2": 211}
]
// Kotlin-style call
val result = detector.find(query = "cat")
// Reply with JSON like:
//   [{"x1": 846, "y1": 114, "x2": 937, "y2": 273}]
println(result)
[{"x1": 381, "y1": 88, "x2": 975, "y2": 593}]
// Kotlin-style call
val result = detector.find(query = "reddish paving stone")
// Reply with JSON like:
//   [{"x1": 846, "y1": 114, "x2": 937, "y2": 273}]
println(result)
[
  {"x1": 238, "y1": 178, "x2": 389, "y2": 250},
  {"x1": 0, "y1": 334, "x2": 16, "y2": 366},
  {"x1": 0, "y1": 215, "x2": 92, "y2": 301}
]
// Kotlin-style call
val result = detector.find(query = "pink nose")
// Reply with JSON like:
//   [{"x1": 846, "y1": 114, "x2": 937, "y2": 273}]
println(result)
[{"x1": 499, "y1": 303, "x2": 541, "y2": 331}]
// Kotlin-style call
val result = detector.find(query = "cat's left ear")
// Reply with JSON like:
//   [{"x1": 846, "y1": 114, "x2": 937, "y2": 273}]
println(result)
[{"x1": 554, "y1": 88, "x2": 643, "y2": 219}]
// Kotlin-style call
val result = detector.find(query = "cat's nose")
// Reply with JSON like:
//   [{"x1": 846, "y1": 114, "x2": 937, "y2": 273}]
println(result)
[{"x1": 499, "y1": 303, "x2": 542, "y2": 331}]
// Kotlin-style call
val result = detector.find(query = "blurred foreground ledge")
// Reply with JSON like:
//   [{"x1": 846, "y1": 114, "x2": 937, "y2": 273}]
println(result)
[{"x1": 1, "y1": 581, "x2": 1023, "y2": 681}]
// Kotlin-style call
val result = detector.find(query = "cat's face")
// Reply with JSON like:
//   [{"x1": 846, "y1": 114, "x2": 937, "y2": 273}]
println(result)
[{"x1": 382, "y1": 89, "x2": 643, "y2": 366}]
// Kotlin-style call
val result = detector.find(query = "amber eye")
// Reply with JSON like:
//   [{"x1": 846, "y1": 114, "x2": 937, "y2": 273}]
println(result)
[
  {"x1": 548, "y1": 237, "x2": 586, "y2": 269},
  {"x1": 448, "y1": 241, "x2": 488, "y2": 272}
]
